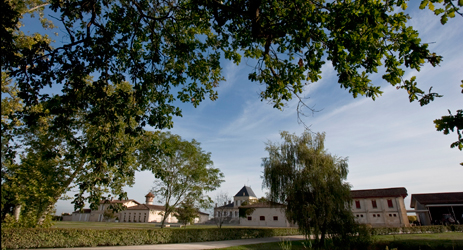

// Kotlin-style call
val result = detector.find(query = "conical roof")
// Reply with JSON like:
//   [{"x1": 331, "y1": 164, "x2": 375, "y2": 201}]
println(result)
[{"x1": 234, "y1": 186, "x2": 256, "y2": 197}]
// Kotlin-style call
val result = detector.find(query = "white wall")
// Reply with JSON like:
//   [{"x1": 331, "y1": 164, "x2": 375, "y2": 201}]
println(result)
[{"x1": 239, "y1": 207, "x2": 290, "y2": 227}]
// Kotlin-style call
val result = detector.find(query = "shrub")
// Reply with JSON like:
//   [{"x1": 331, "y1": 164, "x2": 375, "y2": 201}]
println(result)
[{"x1": 1, "y1": 227, "x2": 300, "y2": 249}]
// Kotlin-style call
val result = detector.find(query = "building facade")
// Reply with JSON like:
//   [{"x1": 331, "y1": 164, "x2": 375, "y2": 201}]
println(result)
[
  {"x1": 239, "y1": 201, "x2": 294, "y2": 227},
  {"x1": 214, "y1": 186, "x2": 258, "y2": 223},
  {"x1": 351, "y1": 187, "x2": 409, "y2": 227},
  {"x1": 214, "y1": 186, "x2": 411, "y2": 228},
  {"x1": 70, "y1": 192, "x2": 208, "y2": 224}
]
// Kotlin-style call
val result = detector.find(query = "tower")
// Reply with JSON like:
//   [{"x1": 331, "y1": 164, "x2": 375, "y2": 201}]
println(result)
[{"x1": 145, "y1": 192, "x2": 155, "y2": 205}]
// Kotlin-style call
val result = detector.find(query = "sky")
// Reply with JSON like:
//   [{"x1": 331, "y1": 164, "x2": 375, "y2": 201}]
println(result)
[{"x1": 46, "y1": 2, "x2": 462, "y2": 215}]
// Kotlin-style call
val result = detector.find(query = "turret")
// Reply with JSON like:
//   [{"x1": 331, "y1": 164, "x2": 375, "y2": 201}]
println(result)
[{"x1": 145, "y1": 192, "x2": 155, "y2": 205}]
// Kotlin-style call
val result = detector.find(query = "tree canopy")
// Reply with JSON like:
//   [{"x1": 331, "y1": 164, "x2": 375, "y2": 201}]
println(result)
[
  {"x1": 141, "y1": 132, "x2": 223, "y2": 227},
  {"x1": 2, "y1": 0, "x2": 462, "y2": 222},
  {"x1": 262, "y1": 131, "x2": 358, "y2": 249}
]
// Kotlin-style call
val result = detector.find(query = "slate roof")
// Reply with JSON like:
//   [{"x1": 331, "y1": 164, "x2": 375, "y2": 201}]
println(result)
[
  {"x1": 125, "y1": 204, "x2": 165, "y2": 211},
  {"x1": 234, "y1": 186, "x2": 257, "y2": 197},
  {"x1": 198, "y1": 211, "x2": 209, "y2": 216},
  {"x1": 410, "y1": 192, "x2": 463, "y2": 208},
  {"x1": 351, "y1": 187, "x2": 408, "y2": 199},
  {"x1": 239, "y1": 201, "x2": 286, "y2": 208},
  {"x1": 99, "y1": 199, "x2": 140, "y2": 205},
  {"x1": 217, "y1": 202, "x2": 235, "y2": 208}
]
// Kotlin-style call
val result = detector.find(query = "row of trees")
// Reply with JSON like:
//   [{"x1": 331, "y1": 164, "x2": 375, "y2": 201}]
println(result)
[{"x1": 1, "y1": 106, "x2": 223, "y2": 227}]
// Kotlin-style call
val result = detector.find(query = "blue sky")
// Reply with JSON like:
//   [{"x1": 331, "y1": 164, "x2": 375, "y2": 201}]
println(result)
[{"x1": 47, "y1": 3, "x2": 462, "y2": 215}]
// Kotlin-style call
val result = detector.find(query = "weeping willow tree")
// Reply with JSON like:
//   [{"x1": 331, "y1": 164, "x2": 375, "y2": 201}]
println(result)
[{"x1": 262, "y1": 131, "x2": 363, "y2": 249}]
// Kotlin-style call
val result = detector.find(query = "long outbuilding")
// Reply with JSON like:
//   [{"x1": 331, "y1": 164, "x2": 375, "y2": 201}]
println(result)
[{"x1": 410, "y1": 192, "x2": 463, "y2": 225}]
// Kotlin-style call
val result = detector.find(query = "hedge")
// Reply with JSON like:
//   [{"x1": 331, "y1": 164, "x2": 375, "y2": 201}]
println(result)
[
  {"x1": 369, "y1": 225, "x2": 463, "y2": 235},
  {"x1": 2, "y1": 225, "x2": 462, "y2": 249},
  {"x1": 1, "y1": 227, "x2": 300, "y2": 249}
]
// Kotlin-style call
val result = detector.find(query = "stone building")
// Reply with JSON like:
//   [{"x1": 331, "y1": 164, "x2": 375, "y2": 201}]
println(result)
[
  {"x1": 239, "y1": 201, "x2": 295, "y2": 227},
  {"x1": 214, "y1": 186, "x2": 258, "y2": 223},
  {"x1": 71, "y1": 192, "x2": 209, "y2": 224},
  {"x1": 351, "y1": 187, "x2": 409, "y2": 227}
]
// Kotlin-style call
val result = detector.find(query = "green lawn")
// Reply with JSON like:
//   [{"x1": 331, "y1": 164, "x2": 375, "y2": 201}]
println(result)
[{"x1": 212, "y1": 232, "x2": 463, "y2": 250}]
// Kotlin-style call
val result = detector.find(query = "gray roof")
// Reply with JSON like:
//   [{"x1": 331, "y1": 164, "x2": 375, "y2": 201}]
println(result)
[
  {"x1": 217, "y1": 202, "x2": 235, "y2": 208},
  {"x1": 411, "y1": 192, "x2": 463, "y2": 208},
  {"x1": 351, "y1": 187, "x2": 408, "y2": 199},
  {"x1": 125, "y1": 204, "x2": 165, "y2": 211},
  {"x1": 234, "y1": 186, "x2": 257, "y2": 197}
]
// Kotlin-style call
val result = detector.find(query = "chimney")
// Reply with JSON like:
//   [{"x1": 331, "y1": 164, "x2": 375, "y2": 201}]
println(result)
[
  {"x1": 215, "y1": 203, "x2": 217, "y2": 207},
  {"x1": 145, "y1": 192, "x2": 155, "y2": 205}
]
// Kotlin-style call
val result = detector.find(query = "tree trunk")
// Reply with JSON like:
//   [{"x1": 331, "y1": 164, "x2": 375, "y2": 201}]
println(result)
[
  {"x1": 161, "y1": 215, "x2": 168, "y2": 228},
  {"x1": 161, "y1": 206, "x2": 170, "y2": 228},
  {"x1": 13, "y1": 204, "x2": 22, "y2": 221},
  {"x1": 36, "y1": 160, "x2": 85, "y2": 224},
  {"x1": 319, "y1": 219, "x2": 327, "y2": 249}
]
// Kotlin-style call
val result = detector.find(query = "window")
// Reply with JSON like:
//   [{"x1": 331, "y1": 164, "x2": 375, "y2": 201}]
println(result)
[
  {"x1": 355, "y1": 200, "x2": 361, "y2": 209},
  {"x1": 235, "y1": 211, "x2": 238, "y2": 217},
  {"x1": 248, "y1": 216, "x2": 252, "y2": 221},
  {"x1": 123, "y1": 213, "x2": 126, "y2": 222},
  {"x1": 356, "y1": 215, "x2": 359, "y2": 217},
  {"x1": 377, "y1": 214, "x2": 381, "y2": 217},
  {"x1": 387, "y1": 199, "x2": 393, "y2": 208},
  {"x1": 372, "y1": 200, "x2": 377, "y2": 208},
  {"x1": 144, "y1": 213, "x2": 146, "y2": 222},
  {"x1": 260, "y1": 216, "x2": 265, "y2": 221},
  {"x1": 373, "y1": 214, "x2": 376, "y2": 217},
  {"x1": 128, "y1": 213, "x2": 131, "y2": 222},
  {"x1": 393, "y1": 214, "x2": 397, "y2": 217},
  {"x1": 389, "y1": 214, "x2": 392, "y2": 217},
  {"x1": 273, "y1": 216, "x2": 278, "y2": 221},
  {"x1": 360, "y1": 214, "x2": 363, "y2": 217}
]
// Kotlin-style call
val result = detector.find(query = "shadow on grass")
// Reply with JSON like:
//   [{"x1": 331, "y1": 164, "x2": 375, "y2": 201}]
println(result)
[
  {"x1": 213, "y1": 239, "x2": 463, "y2": 250},
  {"x1": 373, "y1": 239, "x2": 463, "y2": 250}
]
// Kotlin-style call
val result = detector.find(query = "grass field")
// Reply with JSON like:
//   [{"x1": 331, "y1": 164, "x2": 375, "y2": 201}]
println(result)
[{"x1": 211, "y1": 232, "x2": 463, "y2": 250}]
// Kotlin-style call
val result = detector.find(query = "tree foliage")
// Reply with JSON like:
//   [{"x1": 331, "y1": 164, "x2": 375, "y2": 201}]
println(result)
[
  {"x1": 262, "y1": 131, "x2": 358, "y2": 249},
  {"x1": 434, "y1": 83, "x2": 463, "y2": 165},
  {"x1": 174, "y1": 198, "x2": 198, "y2": 227},
  {"x1": 419, "y1": 0, "x2": 463, "y2": 24},
  {"x1": 2, "y1": 0, "x2": 461, "y2": 224},
  {"x1": 141, "y1": 132, "x2": 223, "y2": 227}
]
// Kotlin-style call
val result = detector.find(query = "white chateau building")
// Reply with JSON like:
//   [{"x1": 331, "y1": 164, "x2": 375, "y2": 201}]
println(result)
[
  {"x1": 214, "y1": 186, "x2": 258, "y2": 222},
  {"x1": 214, "y1": 186, "x2": 410, "y2": 228},
  {"x1": 70, "y1": 192, "x2": 209, "y2": 224}
]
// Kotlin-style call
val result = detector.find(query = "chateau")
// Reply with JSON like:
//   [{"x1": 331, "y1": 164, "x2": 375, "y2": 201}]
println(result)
[
  {"x1": 214, "y1": 186, "x2": 410, "y2": 228},
  {"x1": 69, "y1": 192, "x2": 209, "y2": 224}
]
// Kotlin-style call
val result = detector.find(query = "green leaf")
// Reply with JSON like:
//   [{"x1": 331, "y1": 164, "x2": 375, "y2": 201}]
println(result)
[{"x1": 419, "y1": 0, "x2": 429, "y2": 9}]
